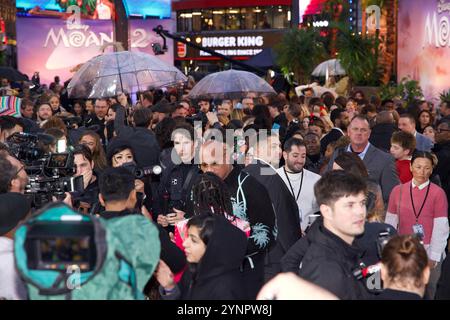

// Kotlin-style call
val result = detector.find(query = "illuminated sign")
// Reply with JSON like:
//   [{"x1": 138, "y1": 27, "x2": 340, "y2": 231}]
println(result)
[
  {"x1": 123, "y1": 0, "x2": 171, "y2": 18},
  {"x1": 201, "y1": 36, "x2": 264, "y2": 48},
  {"x1": 424, "y1": 0, "x2": 450, "y2": 47},
  {"x1": 177, "y1": 42, "x2": 187, "y2": 58},
  {"x1": 398, "y1": 0, "x2": 450, "y2": 99},
  {"x1": 17, "y1": 0, "x2": 116, "y2": 20},
  {"x1": 17, "y1": 16, "x2": 175, "y2": 85},
  {"x1": 17, "y1": 0, "x2": 62, "y2": 11},
  {"x1": 176, "y1": 31, "x2": 285, "y2": 59}
]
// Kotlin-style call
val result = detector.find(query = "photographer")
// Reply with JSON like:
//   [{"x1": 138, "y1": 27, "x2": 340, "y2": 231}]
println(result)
[
  {"x1": 0, "y1": 150, "x2": 28, "y2": 194},
  {"x1": 106, "y1": 140, "x2": 153, "y2": 216},
  {"x1": 0, "y1": 116, "x2": 24, "y2": 143},
  {"x1": 72, "y1": 144, "x2": 99, "y2": 213}
]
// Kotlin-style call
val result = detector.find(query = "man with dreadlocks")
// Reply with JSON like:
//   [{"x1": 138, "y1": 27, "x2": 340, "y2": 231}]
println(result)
[{"x1": 199, "y1": 139, "x2": 275, "y2": 299}]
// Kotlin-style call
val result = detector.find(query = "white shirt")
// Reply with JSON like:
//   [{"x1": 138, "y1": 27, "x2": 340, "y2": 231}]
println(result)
[
  {"x1": 412, "y1": 179, "x2": 430, "y2": 190},
  {"x1": 276, "y1": 167, "x2": 321, "y2": 232},
  {"x1": 0, "y1": 237, "x2": 27, "y2": 300}
]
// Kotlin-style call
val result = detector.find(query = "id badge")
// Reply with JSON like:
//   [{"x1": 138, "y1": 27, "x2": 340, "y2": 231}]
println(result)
[{"x1": 412, "y1": 223, "x2": 425, "y2": 240}]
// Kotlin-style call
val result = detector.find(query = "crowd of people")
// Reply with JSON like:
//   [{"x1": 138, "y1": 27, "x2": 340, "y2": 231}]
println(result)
[{"x1": 0, "y1": 73, "x2": 450, "y2": 300}]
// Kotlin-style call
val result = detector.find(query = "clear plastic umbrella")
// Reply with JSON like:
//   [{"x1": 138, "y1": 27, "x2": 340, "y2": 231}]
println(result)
[
  {"x1": 188, "y1": 69, "x2": 276, "y2": 100},
  {"x1": 67, "y1": 51, "x2": 187, "y2": 99},
  {"x1": 312, "y1": 59, "x2": 346, "y2": 77}
]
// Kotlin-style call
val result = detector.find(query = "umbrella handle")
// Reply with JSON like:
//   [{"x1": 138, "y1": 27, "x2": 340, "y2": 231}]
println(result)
[{"x1": 100, "y1": 42, "x2": 125, "y2": 53}]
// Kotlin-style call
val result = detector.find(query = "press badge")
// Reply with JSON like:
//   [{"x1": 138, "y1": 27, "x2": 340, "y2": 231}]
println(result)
[{"x1": 412, "y1": 224, "x2": 425, "y2": 240}]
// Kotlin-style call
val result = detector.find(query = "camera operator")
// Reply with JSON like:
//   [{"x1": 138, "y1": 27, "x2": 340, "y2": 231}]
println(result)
[
  {"x1": 0, "y1": 192, "x2": 31, "y2": 300},
  {"x1": 0, "y1": 150, "x2": 28, "y2": 194},
  {"x1": 106, "y1": 140, "x2": 151, "y2": 216},
  {"x1": 98, "y1": 166, "x2": 186, "y2": 275},
  {"x1": 72, "y1": 144, "x2": 99, "y2": 213},
  {"x1": 0, "y1": 116, "x2": 24, "y2": 143}
]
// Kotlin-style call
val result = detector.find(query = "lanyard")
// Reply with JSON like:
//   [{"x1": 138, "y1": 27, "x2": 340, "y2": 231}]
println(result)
[
  {"x1": 283, "y1": 168, "x2": 303, "y2": 201},
  {"x1": 409, "y1": 181, "x2": 431, "y2": 223}
]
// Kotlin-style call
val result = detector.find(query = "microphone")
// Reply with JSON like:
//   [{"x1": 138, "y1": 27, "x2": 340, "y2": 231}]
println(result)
[{"x1": 353, "y1": 263, "x2": 381, "y2": 280}]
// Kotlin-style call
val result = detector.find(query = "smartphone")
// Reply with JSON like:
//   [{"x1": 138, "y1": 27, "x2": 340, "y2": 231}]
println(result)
[{"x1": 56, "y1": 139, "x2": 67, "y2": 153}]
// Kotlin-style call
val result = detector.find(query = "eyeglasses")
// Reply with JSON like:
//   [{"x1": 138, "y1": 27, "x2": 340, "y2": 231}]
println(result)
[
  {"x1": 437, "y1": 128, "x2": 450, "y2": 133},
  {"x1": 14, "y1": 165, "x2": 25, "y2": 178}
]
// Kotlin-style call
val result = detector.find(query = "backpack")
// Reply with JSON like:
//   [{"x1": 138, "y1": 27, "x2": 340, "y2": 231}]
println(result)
[{"x1": 14, "y1": 204, "x2": 160, "y2": 300}]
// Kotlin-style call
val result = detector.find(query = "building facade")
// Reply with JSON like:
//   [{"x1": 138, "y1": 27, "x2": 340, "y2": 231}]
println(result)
[{"x1": 172, "y1": 0, "x2": 292, "y2": 73}]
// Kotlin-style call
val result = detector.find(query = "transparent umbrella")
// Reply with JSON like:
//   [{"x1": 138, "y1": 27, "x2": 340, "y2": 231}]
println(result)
[
  {"x1": 188, "y1": 69, "x2": 276, "y2": 100},
  {"x1": 312, "y1": 59, "x2": 346, "y2": 77},
  {"x1": 67, "y1": 51, "x2": 187, "y2": 99}
]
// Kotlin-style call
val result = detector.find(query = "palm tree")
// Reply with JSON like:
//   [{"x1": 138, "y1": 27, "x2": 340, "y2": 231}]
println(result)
[
  {"x1": 275, "y1": 28, "x2": 328, "y2": 84},
  {"x1": 336, "y1": 28, "x2": 381, "y2": 86}
]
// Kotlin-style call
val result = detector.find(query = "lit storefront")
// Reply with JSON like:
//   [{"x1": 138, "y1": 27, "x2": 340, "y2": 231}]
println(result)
[{"x1": 172, "y1": 0, "x2": 292, "y2": 73}]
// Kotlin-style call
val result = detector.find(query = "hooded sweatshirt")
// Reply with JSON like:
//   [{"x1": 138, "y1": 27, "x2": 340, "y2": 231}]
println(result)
[{"x1": 162, "y1": 215, "x2": 248, "y2": 300}]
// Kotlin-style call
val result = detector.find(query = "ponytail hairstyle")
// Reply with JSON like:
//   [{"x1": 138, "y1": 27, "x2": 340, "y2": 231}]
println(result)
[{"x1": 381, "y1": 235, "x2": 429, "y2": 288}]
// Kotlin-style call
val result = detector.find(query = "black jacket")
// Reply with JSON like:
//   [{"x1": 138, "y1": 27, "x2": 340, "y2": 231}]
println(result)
[
  {"x1": 283, "y1": 121, "x2": 301, "y2": 145},
  {"x1": 155, "y1": 161, "x2": 200, "y2": 217},
  {"x1": 71, "y1": 178, "x2": 99, "y2": 211},
  {"x1": 173, "y1": 215, "x2": 248, "y2": 300},
  {"x1": 224, "y1": 166, "x2": 275, "y2": 255},
  {"x1": 369, "y1": 123, "x2": 397, "y2": 153},
  {"x1": 114, "y1": 106, "x2": 160, "y2": 167},
  {"x1": 244, "y1": 160, "x2": 301, "y2": 278},
  {"x1": 282, "y1": 218, "x2": 397, "y2": 273},
  {"x1": 374, "y1": 289, "x2": 422, "y2": 300},
  {"x1": 293, "y1": 219, "x2": 371, "y2": 299},
  {"x1": 273, "y1": 113, "x2": 288, "y2": 142},
  {"x1": 84, "y1": 114, "x2": 106, "y2": 143},
  {"x1": 433, "y1": 141, "x2": 450, "y2": 217}
]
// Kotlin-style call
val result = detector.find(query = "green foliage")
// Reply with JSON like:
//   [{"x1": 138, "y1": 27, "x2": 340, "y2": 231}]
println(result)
[
  {"x1": 336, "y1": 28, "x2": 382, "y2": 86},
  {"x1": 379, "y1": 77, "x2": 423, "y2": 105},
  {"x1": 275, "y1": 28, "x2": 328, "y2": 84},
  {"x1": 440, "y1": 89, "x2": 450, "y2": 103},
  {"x1": 362, "y1": 0, "x2": 385, "y2": 8}
]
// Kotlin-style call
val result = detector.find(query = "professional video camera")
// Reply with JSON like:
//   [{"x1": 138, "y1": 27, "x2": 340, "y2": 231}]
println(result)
[
  {"x1": 25, "y1": 152, "x2": 84, "y2": 208},
  {"x1": 24, "y1": 217, "x2": 96, "y2": 272},
  {"x1": 6, "y1": 132, "x2": 49, "y2": 165},
  {"x1": 6, "y1": 132, "x2": 84, "y2": 208}
]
